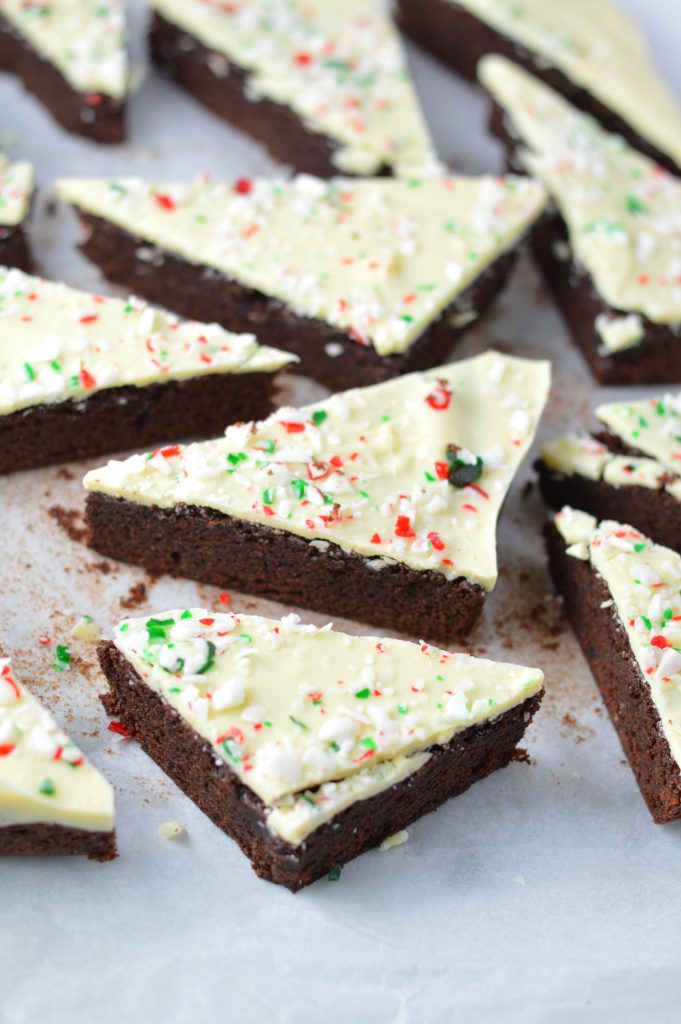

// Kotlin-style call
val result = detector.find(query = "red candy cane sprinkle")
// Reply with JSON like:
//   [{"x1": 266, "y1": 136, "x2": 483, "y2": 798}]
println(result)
[
  {"x1": 108, "y1": 721, "x2": 133, "y2": 738},
  {"x1": 425, "y1": 385, "x2": 451, "y2": 411},
  {"x1": 155, "y1": 194, "x2": 177, "y2": 211},
  {"x1": 395, "y1": 515, "x2": 415, "y2": 539}
]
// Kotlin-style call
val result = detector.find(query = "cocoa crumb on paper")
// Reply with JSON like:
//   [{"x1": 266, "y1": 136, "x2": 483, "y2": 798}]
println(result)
[
  {"x1": 90, "y1": 560, "x2": 113, "y2": 575},
  {"x1": 48, "y1": 505, "x2": 86, "y2": 544},
  {"x1": 560, "y1": 712, "x2": 595, "y2": 744},
  {"x1": 120, "y1": 582, "x2": 148, "y2": 610}
]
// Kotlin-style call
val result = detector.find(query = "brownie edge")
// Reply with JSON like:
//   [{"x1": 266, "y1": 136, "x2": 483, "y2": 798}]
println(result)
[
  {"x1": 545, "y1": 521, "x2": 681, "y2": 823},
  {"x1": 98, "y1": 640, "x2": 542, "y2": 891},
  {"x1": 537, "y1": 462, "x2": 681, "y2": 554},
  {"x1": 85, "y1": 492, "x2": 486, "y2": 645},
  {"x1": 0, "y1": 822, "x2": 116, "y2": 861},
  {"x1": 0, "y1": 370, "x2": 281, "y2": 474}
]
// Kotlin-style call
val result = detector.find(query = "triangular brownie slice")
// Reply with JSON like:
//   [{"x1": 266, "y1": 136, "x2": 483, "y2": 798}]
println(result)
[
  {"x1": 399, "y1": 0, "x2": 681, "y2": 177},
  {"x1": 0, "y1": 0, "x2": 128, "y2": 142},
  {"x1": 55, "y1": 172, "x2": 546, "y2": 389},
  {"x1": 547, "y1": 509, "x2": 681, "y2": 824},
  {"x1": 84, "y1": 350, "x2": 551, "y2": 643},
  {"x1": 480, "y1": 55, "x2": 681, "y2": 385},
  {"x1": 538, "y1": 393, "x2": 681, "y2": 552},
  {"x1": 0, "y1": 149, "x2": 33, "y2": 271},
  {"x1": 149, "y1": 0, "x2": 439, "y2": 179},
  {"x1": 0, "y1": 658, "x2": 116, "y2": 860},
  {"x1": 0, "y1": 266, "x2": 293, "y2": 473},
  {"x1": 98, "y1": 608, "x2": 543, "y2": 888}
]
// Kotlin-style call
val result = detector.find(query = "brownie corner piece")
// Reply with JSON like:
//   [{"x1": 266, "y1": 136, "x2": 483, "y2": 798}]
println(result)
[
  {"x1": 0, "y1": 9, "x2": 126, "y2": 144},
  {"x1": 546, "y1": 511, "x2": 681, "y2": 824},
  {"x1": 97, "y1": 610, "x2": 544, "y2": 890}
]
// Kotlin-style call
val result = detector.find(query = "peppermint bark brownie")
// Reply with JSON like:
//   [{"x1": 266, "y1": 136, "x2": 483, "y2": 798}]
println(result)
[
  {"x1": 539, "y1": 393, "x2": 681, "y2": 553},
  {"x1": 84, "y1": 350, "x2": 551, "y2": 644},
  {"x1": 98, "y1": 609, "x2": 543, "y2": 889},
  {"x1": 0, "y1": 148, "x2": 33, "y2": 271},
  {"x1": 0, "y1": 0, "x2": 128, "y2": 142},
  {"x1": 547, "y1": 509, "x2": 681, "y2": 823},
  {"x1": 55, "y1": 173, "x2": 546, "y2": 390},
  {"x1": 0, "y1": 267, "x2": 293, "y2": 473},
  {"x1": 0, "y1": 658, "x2": 116, "y2": 859},
  {"x1": 480, "y1": 56, "x2": 681, "y2": 385},
  {"x1": 397, "y1": 0, "x2": 681, "y2": 177},
  {"x1": 149, "y1": 0, "x2": 438, "y2": 179}
]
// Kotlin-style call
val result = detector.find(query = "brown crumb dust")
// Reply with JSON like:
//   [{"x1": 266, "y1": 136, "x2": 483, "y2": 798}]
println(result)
[
  {"x1": 120, "y1": 582, "x2": 148, "y2": 609},
  {"x1": 47, "y1": 505, "x2": 87, "y2": 544}
]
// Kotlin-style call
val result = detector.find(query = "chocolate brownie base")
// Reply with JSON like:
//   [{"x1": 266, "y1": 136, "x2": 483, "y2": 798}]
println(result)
[
  {"x1": 0, "y1": 224, "x2": 31, "y2": 272},
  {"x1": 488, "y1": 103, "x2": 680, "y2": 384},
  {"x1": 0, "y1": 13, "x2": 124, "y2": 143},
  {"x1": 0, "y1": 370, "x2": 280, "y2": 474},
  {"x1": 537, "y1": 462, "x2": 681, "y2": 553},
  {"x1": 86, "y1": 492, "x2": 486, "y2": 645},
  {"x1": 0, "y1": 821, "x2": 116, "y2": 861},
  {"x1": 546, "y1": 521, "x2": 681, "y2": 823},
  {"x1": 69, "y1": 208, "x2": 517, "y2": 391},
  {"x1": 397, "y1": 0, "x2": 680, "y2": 177},
  {"x1": 150, "y1": 13, "x2": 380, "y2": 178},
  {"x1": 98, "y1": 640, "x2": 542, "y2": 890}
]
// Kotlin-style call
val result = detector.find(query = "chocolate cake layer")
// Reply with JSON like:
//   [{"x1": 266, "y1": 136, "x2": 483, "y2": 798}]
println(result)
[
  {"x1": 0, "y1": 370, "x2": 280, "y2": 474},
  {"x1": 488, "y1": 103, "x2": 679, "y2": 384},
  {"x1": 86, "y1": 492, "x2": 486, "y2": 645},
  {"x1": 397, "y1": 0, "x2": 679, "y2": 177},
  {"x1": 0, "y1": 225, "x2": 31, "y2": 273},
  {"x1": 537, "y1": 462, "x2": 681, "y2": 553},
  {"x1": 546, "y1": 521, "x2": 681, "y2": 823},
  {"x1": 149, "y1": 13, "x2": 374, "y2": 179},
  {"x1": 71, "y1": 209, "x2": 517, "y2": 391},
  {"x1": 0, "y1": 13, "x2": 124, "y2": 143},
  {"x1": 99, "y1": 640, "x2": 541, "y2": 890},
  {"x1": 0, "y1": 821, "x2": 116, "y2": 861}
]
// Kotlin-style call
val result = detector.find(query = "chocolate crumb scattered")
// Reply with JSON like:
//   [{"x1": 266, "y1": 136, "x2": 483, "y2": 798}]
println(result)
[
  {"x1": 119, "y1": 582, "x2": 148, "y2": 610},
  {"x1": 48, "y1": 506, "x2": 86, "y2": 544}
]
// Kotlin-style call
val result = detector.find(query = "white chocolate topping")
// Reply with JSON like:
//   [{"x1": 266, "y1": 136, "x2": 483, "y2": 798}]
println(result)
[
  {"x1": 0, "y1": 151, "x2": 33, "y2": 228},
  {"x1": 0, "y1": 659, "x2": 114, "y2": 832},
  {"x1": 55, "y1": 173, "x2": 546, "y2": 358},
  {"x1": 541, "y1": 392, "x2": 681, "y2": 503},
  {"x1": 0, "y1": 267, "x2": 293, "y2": 416},
  {"x1": 84, "y1": 350, "x2": 551, "y2": 590},
  {"x1": 0, "y1": 0, "x2": 127, "y2": 99}
]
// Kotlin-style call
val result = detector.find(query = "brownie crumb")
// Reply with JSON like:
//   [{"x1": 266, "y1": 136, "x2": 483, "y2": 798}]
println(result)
[
  {"x1": 119, "y1": 582, "x2": 148, "y2": 610},
  {"x1": 48, "y1": 506, "x2": 86, "y2": 544},
  {"x1": 91, "y1": 560, "x2": 113, "y2": 575},
  {"x1": 55, "y1": 467, "x2": 75, "y2": 480}
]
